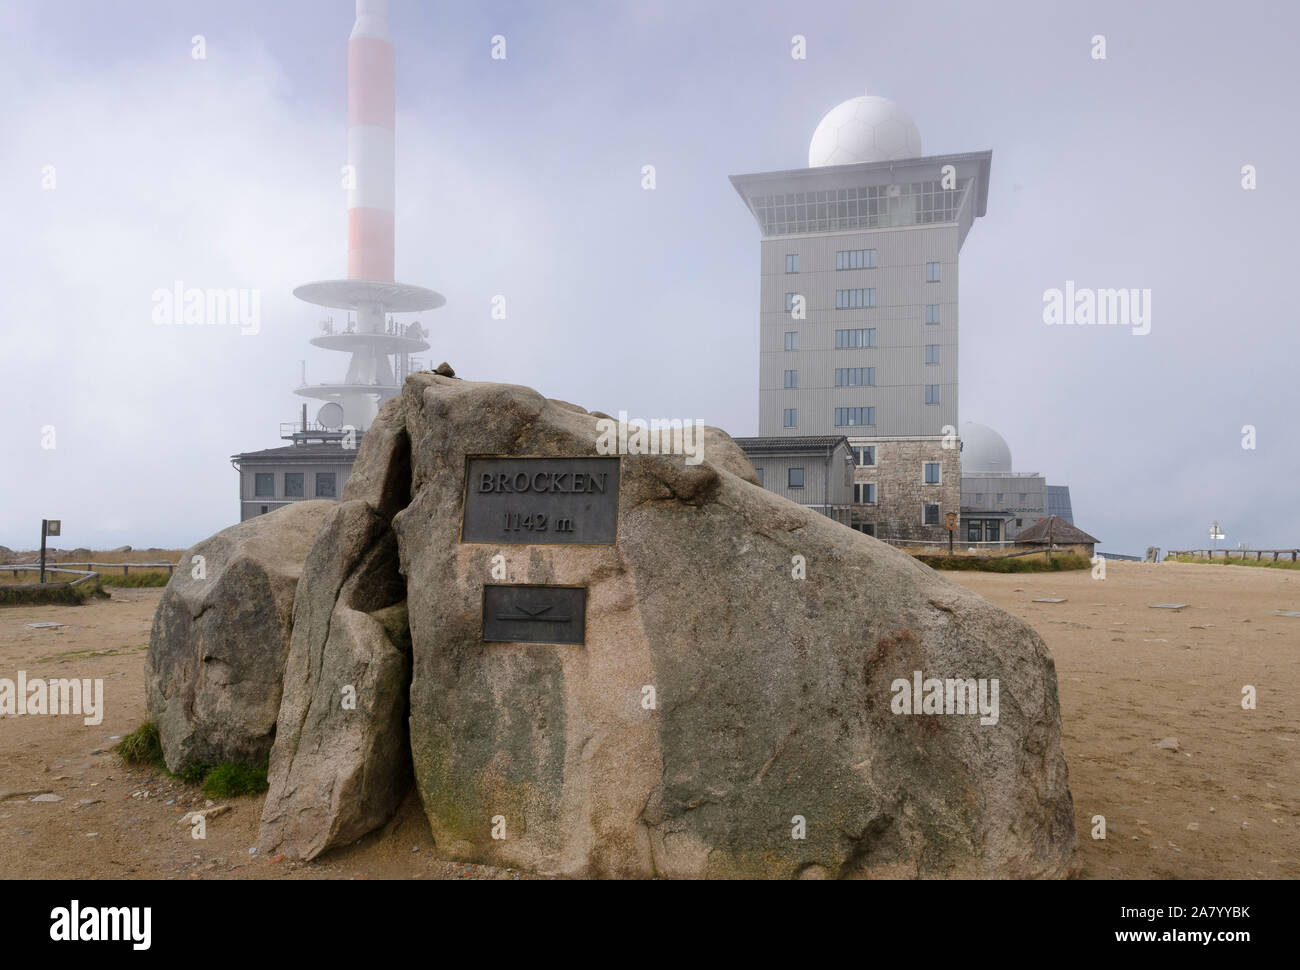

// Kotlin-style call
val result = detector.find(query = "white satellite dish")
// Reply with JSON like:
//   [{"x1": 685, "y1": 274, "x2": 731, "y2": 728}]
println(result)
[{"x1": 318, "y1": 402, "x2": 345, "y2": 430}]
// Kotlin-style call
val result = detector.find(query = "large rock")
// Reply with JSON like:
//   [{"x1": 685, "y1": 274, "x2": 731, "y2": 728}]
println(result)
[
  {"x1": 145, "y1": 500, "x2": 335, "y2": 772},
  {"x1": 257, "y1": 500, "x2": 412, "y2": 859},
  {"x1": 330, "y1": 375, "x2": 1078, "y2": 878}
]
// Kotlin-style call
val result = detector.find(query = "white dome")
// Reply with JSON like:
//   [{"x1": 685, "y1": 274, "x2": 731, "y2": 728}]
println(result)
[
  {"x1": 808, "y1": 95, "x2": 922, "y2": 168},
  {"x1": 960, "y1": 422, "x2": 1013, "y2": 474}
]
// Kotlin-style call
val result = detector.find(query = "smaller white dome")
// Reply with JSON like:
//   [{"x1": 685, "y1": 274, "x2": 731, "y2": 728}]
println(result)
[
  {"x1": 809, "y1": 95, "x2": 922, "y2": 168},
  {"x1": 960, "y1": 422, "x2": 1013, "y2": 474}
]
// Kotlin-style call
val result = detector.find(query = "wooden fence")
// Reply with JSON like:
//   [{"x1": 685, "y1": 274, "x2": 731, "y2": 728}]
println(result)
[{"x1": 1168, "y1": 549, "x2": 1299, "y2": 563}]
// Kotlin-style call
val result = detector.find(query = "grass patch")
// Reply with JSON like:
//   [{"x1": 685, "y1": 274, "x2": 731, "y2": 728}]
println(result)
[
  {"x1": 0, "y1": 579, "x2": 108, "y2": 607},
  {"x1": 920, "y1": 552, "x2": 1092, "y2": 573},
  {"x1": 115, "y1": 721, "x2": 269, "y2": 796},
  {"x1": 1165, "y1": 555, "x2": 1300, "y2": 570},
  {"x1": 115, "y1": 721, "x2": 168, "y2": 773},
  {"x1": 99, "y1": 571, "x2": 171, "y2": 587},
  {"x1": 200, "y1": 762, "x2": 269, "y2": 798}
]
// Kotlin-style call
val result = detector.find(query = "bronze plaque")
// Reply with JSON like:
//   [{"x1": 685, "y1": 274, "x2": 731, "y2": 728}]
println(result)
[
  {"x1": 482, "y1": 584, "x2": 586, "y2": 645},
  {"x1": 462, "y1": 457, "x2": 620, "y2": 545}
]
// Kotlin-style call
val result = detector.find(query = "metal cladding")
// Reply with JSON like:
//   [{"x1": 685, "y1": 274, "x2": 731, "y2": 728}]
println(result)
[{"x1": 347, "y1": 0, "x2": 395, "y2": 281}]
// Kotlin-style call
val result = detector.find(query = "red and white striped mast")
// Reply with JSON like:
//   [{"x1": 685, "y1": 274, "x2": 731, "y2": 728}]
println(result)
[{"x1": 294, "y1": 0, "x2": 443, "y2": 432}]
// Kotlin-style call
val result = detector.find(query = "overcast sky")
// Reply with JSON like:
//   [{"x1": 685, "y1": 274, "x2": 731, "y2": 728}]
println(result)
[{"x1": 2, "y1": 0, "x2": 1296, "y2": 555}]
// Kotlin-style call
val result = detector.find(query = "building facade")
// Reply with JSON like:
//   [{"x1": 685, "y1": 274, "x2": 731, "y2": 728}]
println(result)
[
  {"x1": 734, "y1": 436, "x2": 854, "y2": 525},
  {"x1": 232, "y1": 425, "x2": 358, "y2": 522},
  {"x1": 731, "y1": 95, "x2": 991, "y2": 542}
]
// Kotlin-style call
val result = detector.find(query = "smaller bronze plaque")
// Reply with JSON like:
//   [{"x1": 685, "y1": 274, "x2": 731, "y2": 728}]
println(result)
[{"x1": 482, "y1": 584, "x2": 587, "y2": 645}]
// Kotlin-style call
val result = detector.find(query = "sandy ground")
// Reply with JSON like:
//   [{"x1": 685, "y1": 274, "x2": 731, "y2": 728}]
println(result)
[{"x1": 0, "y1": 560, "x2": 1296, "y2": 880}]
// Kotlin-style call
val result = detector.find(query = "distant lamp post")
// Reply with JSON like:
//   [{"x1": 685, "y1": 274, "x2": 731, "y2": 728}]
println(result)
[
  {"x1": 40, "y1": 518, "x2": 61, "y2": 583},
  {"x1": 945, "y1": 511, "x2": 958, "y2": 556}
]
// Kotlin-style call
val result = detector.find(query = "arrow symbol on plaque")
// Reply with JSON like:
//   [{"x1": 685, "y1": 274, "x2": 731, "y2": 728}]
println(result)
[{"x1": 497, "y1": 603, "x2": 571, "y2": 622}]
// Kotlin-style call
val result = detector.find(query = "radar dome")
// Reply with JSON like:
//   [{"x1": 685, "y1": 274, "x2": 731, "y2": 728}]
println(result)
[
  {"x1": 960, "y1": 423, "x2": 1013, "y2": 474},
  {"x1": 808, "y1": 95, "x2": 922, "y2": 168}
]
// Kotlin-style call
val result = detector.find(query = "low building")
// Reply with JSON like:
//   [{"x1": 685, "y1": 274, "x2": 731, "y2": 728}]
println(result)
[
  {"x1": 960, "y1": 422, "x2": 1077, "y2": 543},
  {"x1": 1013, "y1": 516, "x2": 1099, "y2": 558},
  {"x1": 734, "y1": 436, "x2": 854, "y2": 526},
  {"x1": 231, "y1": 423, "x2": 359, "y2": 522}
]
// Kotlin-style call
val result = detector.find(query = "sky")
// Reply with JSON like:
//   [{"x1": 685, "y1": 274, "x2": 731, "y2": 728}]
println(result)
[{"x1": 1, "y1": 0, "x2": 1297, "y2": 555}]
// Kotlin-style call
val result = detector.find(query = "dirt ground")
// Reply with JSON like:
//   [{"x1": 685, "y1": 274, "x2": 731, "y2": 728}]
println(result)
[{"x1": 0, "y1": 560, "x2": 1296, "y2": 880}]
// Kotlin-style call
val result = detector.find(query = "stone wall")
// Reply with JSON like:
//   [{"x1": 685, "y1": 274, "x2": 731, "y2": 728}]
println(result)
[{"x1": 850, "y1": 438, "x2": 960, "y2": 542}]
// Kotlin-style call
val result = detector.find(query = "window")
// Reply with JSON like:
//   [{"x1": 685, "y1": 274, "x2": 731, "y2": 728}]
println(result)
[
  {"x1": 836, "y1": 288, "x2": 876, "y2": 309},
  {"x1": 855, "y1": 523, "x2": 876, "y2": 537},
  {"x1": 750, "y1": 182, "x2": 968, "y2": 235},
  {"x1": 925, "y1": 384, "x2": 940, "y2": 405},
  {"x1": 1018, "y1": 493, "x2": 1027, "y2": 503},
  {"x1": 967, "y1": 521, "x2": 981, "y2": 542},
  {"x1": 788, "y1": 467, "x2": 805, "y2": 488},
  {"x1": 1016, "y1": 518, "x2": 1023, "y2": 527},
  {"x1": 784, "y1": 369, "x2": 798, "y2": 389},
  {"x1": 784, "y1": 331, "x2": 798, "y2": 351},
  {"x1": 835, "y1": 367, "x2": 875, "y2": 387},
  {"x1": 315, "y1": 472, "x2": 337, "y2": 497},
  {"x1": 834, "y1": 328, "x2": 876, "y2": 348},
  {"x1": 975, "y1": 492, "x2": 984, "y2": 503},
  {"x1": 835, "y1": 407, "x2": 874, "y2": 427},
  {"x1": 785, "y1": 292, "x2": 800, "y2": 313},
  {"x1": 254, "y1": 473, "x2": 274, "y2": 497},
  {"x1": 996, "y1": 493, "x2": 1004, "y2": 503},
  {"x1": 853, "y1": 445, "x2": 876, "y2": 466},
  {"x1": 925, "y1": 304, "x2": 940, "y2": 324},
  {"x1": 786, "y1": 253, "x2": 799, "y2": 273},
  {"x1": 926, "y1": 261, "x2": 940, "y2": 282},
  {"x1": 783, "y1": 408, "x2": 797, "y2": 428},
  {"x1": 924, "y1": 462, "x2": 940, "y2": 484},
  {"x1": 924, "y1": 503, "x2": 941, "y2": 526},
  {"x1": 835, "y1": 249, "x2": 877, "y2": 270},
  {"x1": 260, "y1": 505, "x2": 269, "y2": 515},
  {"x1": 756, "y1": 467, "x2": 764, "y2": 486},
  {"x1": 284, "y1": 472, "x2": 304, "y2": 497},
  {"x1": 854, "y1": 483, "x2": 876, "y2": 504},
  {"x1": 925, "y1": 344, "x2": 940, "y2": 364},
  {"x1": 986, "y1": 520, "x2": 1001, "y2": 541}
]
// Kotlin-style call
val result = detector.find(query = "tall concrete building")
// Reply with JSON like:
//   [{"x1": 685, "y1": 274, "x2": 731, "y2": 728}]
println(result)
[{"x1": 731, "y1": 95, "x2": 991, "y2": 540}]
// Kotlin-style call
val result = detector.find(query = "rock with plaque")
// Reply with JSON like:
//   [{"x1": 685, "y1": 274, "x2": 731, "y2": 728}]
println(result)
[{"x1": 247, "y1": 372, "x2": 1077, "y2": 880}]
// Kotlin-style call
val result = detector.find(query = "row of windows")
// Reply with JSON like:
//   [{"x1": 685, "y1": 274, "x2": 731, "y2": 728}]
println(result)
[
  {"x1": 253, "y1": 470, "x2": 336, "y2": 499},
  {"x1": 761, "y1": 464, "x2": 945, "y2": 506},
  {"x1": 835, "y1": 367, "x2": 875, "y2": 387},
  {"x1": 836, "y1": 249, "x2": 877, "y2": 270},
  {"x1": 835, "y1": 288, "x2": 877, "y2": 309},
  {"x1": 780, "y1": 304, "x2": 941, "y2": 332},
  {"x1": 834, "y1": 407, "x2": 875, "y2": 427},
  {"x1": 835, "y1": 328, "x2": 875, "y2": 348},
  {"x1": 774, "y1": 382, "x2": 941, "y2": 400},
  {"x1": 784, "y1": 252, "x2": 941, "y2": 280},
  {"x1": 754, "y1": 180, "x2": 969, "y2": 234},
  {"x1": 781, "y1": 391, "x2": 944, "y2": 429},
  {"x1": 779, "y1": 349, "x2": 938, "y2": 388}
]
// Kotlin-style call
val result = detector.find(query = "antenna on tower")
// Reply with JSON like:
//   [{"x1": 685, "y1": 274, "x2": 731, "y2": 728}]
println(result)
[{"x1": 290, "y1": 0, "x2": 442, "y2": 432}]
